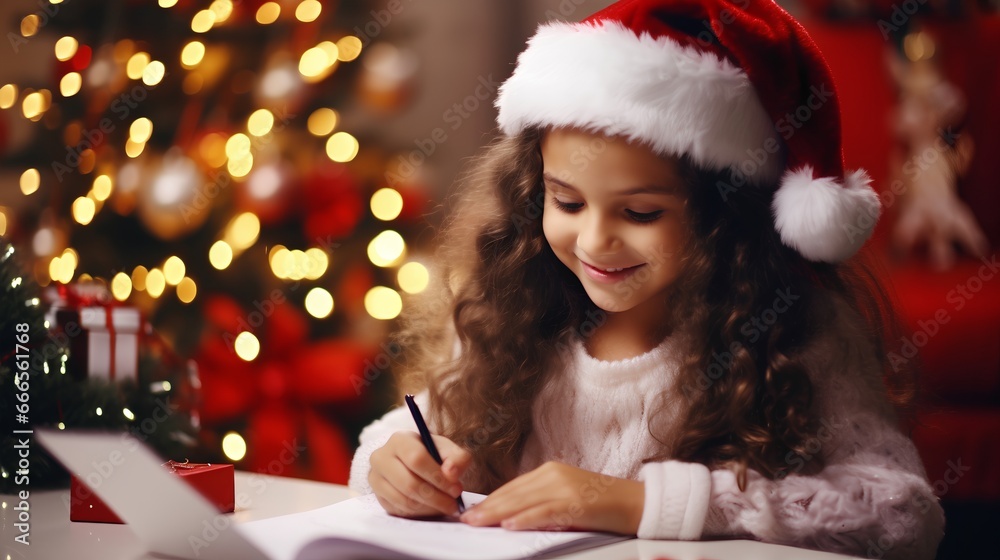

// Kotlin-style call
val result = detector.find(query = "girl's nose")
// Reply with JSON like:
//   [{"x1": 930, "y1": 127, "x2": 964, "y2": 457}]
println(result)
[{"x1": 577, "y1": 212, "x2": 621, "y2": 255}]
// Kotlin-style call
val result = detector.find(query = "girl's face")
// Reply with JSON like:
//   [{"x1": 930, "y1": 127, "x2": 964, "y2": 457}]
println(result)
[{"x1": 541, "y1": 127, "x2": 690, "y2": 321}]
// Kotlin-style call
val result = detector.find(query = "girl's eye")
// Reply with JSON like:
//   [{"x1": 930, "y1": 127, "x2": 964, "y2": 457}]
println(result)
[
  {"x1": 626, "y1": 209, "x2": 664, "y2": 223},
  {"x1": 552, "y1": 199, "x2": 583, "y2": 212}
]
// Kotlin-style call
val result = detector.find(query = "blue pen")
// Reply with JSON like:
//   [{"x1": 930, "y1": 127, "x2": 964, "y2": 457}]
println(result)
[{"x1": 404, "y1": 394, "x2": 467, "y2": 514}]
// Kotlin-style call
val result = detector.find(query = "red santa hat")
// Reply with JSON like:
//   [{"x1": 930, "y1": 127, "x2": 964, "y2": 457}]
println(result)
[{"x1": 495, "y1": 0, "x2": 881, "y2": 263}]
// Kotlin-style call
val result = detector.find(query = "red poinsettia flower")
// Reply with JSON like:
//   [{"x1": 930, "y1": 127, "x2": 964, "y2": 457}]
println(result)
[{"x1": 194, "y1": 294, "x2": 375, "y2": 483}]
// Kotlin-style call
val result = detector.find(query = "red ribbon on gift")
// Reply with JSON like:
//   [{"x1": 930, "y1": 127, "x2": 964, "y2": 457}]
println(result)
[{"x1": 194, "y1": 295, "x2": 375, "y2": 483}]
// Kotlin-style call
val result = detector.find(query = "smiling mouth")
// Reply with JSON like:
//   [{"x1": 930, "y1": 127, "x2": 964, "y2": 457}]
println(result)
[{"x1": 581, "y1": 261, "x2": 645, "y2": 282}]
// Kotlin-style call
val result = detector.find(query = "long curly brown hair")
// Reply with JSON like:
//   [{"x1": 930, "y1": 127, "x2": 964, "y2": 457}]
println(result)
[{"x1": 393, "y1": 128, "x2": 914, "y2": 492}]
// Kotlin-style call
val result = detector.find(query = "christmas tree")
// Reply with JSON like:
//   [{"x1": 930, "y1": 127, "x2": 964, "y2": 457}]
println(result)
[{"x1": 1, "y1": 0, "x2": 427, "y2": 484}]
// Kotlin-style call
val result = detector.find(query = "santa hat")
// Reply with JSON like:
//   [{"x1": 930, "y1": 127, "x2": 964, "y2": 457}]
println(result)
[{"x1": 495, "y1": 0, "x2": 881, "y2": 263}]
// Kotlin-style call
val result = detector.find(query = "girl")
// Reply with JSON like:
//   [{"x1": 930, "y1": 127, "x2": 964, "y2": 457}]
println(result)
[{"x1": 348, "y1": 0, "x2": 945, "y2": 558}]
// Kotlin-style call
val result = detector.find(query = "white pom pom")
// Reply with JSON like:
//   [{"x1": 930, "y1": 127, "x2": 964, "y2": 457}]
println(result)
[{"x1": 772, "y1": 167, "x2": 881, "y2": 263}]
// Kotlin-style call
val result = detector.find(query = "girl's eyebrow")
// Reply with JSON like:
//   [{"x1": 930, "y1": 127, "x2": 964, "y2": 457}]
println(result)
[{"x1": 542, "y1": 172, "x2": 679, "y2": 196}]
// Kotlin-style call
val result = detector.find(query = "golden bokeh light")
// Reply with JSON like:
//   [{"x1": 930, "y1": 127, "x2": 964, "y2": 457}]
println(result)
[
  {"x1": 397, "y1": 262, "x2": 429, "y2": 294},
  {"x1": 125, "y1": 138, "x2": 145, "y2": 158},
  {"x1": 191, "y1": 9, "x2": 217, "y2": 33},
  {"x1": 225, "y1": 133, "x2": 251, "y2": 159},
  {"x1": 298, "y1": 46, "x2": 331, "y2": 78},
  {"x1": 370, "y1": 188, "x2": 403, "y2": 221},
  {"x1": 225, "y1": 212, "x2": 260, "y2": 250},
  {"x1": 234, "y1": 331, "x2": 260, "y2": 361},
  {"x1": 0, "y1": 84, "x2": 17, "y2": 109},
  {"x1": 142, "y1": 61, "x2": 166, "y2": 86},
  {"x1": 92, "y1": 175, "x2": 113, "y2": 201},
  {"x1": 325, "y1": 131, "x2": 359, "y2": 162},
  {"x1": 307, "y1": 108, "x2": 337, "y2": 136},
  {"x1": 60, "y1": 72, "x2": 82, "y2": 97},
  {"x1": 131, "y1": 265, "x2": 148, "y2": 291},
  {"x1": 181, "y1": 41, "x2": 206, "y2": 68},
  {"x1": 176, "y1": 277, "x2": 197, "y2": 303},
  {"x1": 111, "y1": 272, "x2": 132, "y2": 301},
  {"x1": 163, "y1": 255, "x2": 185, "y2": 285},
  {"x1": 336, "y1": 36, "x2": 363, "y2": 62},
  {"x1": 269, "y1": 245, "x2": 289, "y2": 277},
  {"x1": 304, "y1": 287, "x2": 334, "y2": 318},
  {"x1": 221, "y1": 432, "x2": 247, "y2": 461},
  {"x1": 22, "y1": 92, "x2": 46, "y2": 120},
  {"x1": 78, "y1": 149, "x2": 96, "y2": 175},
  {"x1": 21, "y1": 15, "x2": 40, "y2": 37},
  {"x1": 256, "y1": 2, "x2": 280, "y2": 24},
  {"x1": 209, "y1": 240, "x2": 233, "y2": 270},
  {"x1": 130, "y1": 117, "x2": 153, "y2": 143},
  {"x1": 72, "y1": 197, "x2": 96, "y2": 225},
  {"x1": 210, "y1": 0, "x2": 234, "y2": 23},
  {"x1": 146, "y1": 268, "x2": 166, "y2": 298},
  {"x1": 295, "y1": 0, "x2": 322, "y2": 22},
  {"x1": 159, "y1": 0, "x2": 179, "y2": 7},
  {"x1": 227, "y1": 153, "x2": 253, "y2": 178},
  {"x1": 364, "y1": 286, "x2": 402, "y2": 320},
  {"x1": 247, "y1": 109, "x2": 274, "y2": 136},
  {"x1": 54, "y1": 36, "x2": 78, "y2": 62},
  {"x1": 20, "y1": 169, "x2": 40, "y2": 195},
  {"x1": 304, "y1": 247, "x2": 328, "y2": 280},
  {"x1": 126, "y1": 52, "x2": 151, "y2": 80},
  {"x1": 367, "y1": 230, "x2": 406, "y2": 267}
]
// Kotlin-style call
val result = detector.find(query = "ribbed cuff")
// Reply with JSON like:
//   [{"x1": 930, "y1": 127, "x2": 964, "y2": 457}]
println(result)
[
  {"x1": 637, "y1": 460, "x2": 712, "y2": 540},
  {"x1": 347, "y1": 432, "x2": 395, "y2": 495}
]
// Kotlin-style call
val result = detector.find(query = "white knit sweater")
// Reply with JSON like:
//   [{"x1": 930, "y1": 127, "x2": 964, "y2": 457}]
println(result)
[{"x1": 348, "y1": 298, "x2": 945, "y2": 559}]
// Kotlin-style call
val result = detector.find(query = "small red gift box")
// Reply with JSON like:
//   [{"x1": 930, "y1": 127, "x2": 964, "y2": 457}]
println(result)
[{"x1": 69, "y1": 461, "x2": 235, "y2": 523}]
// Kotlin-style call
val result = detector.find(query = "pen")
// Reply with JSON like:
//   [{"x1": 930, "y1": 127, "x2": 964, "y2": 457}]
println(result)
[{"x1": 404, "y1": 394, "x2": 467, "y2": 514}]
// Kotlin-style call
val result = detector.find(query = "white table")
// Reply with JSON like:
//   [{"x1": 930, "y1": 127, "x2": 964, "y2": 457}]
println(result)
[{"x1": 1, "y1": 472, "x2": 861, "y2": 560}]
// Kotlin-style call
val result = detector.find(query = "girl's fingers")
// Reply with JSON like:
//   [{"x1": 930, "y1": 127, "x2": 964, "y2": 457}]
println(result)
[
  {"x1": 369, "y1": 471, "x2": 425, "y2": 516},
  {"x1": 383, "y1": 451, "x2": 462, "y2": 516},
  {"x1": 432, "y1": 435, "x2": 473, "y2": 480},
  {"x1": 462, "y1": 474, "x2": 552, "y2": 526},
  {"x1": 499, "y1": 502, "x2": 571, "y2": 531},
  {"x1": 393, "y1": 433, "x2": 464, "y2": 498}
]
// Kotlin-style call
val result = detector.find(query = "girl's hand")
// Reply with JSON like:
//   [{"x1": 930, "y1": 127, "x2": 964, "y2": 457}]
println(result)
[
  {"x1": 368, "y1": 431, "x2": 472, "y2": 518},
  {"x1": 459, "y1": 461, "x2": 644, "y2": 535}
]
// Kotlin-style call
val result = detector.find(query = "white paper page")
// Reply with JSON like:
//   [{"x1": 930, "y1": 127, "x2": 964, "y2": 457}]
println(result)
[{"x1": 237, "y1": 493, "x2": 627, "y2": 560}]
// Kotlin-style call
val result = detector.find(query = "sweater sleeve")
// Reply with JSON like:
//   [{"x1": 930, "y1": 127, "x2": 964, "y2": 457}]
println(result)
[
  {"x1": 347, "y1": 390, "x2": 428, "y2": 495},
  {"x1": 637, "y1": 297, "x2": 945, "y2": 560}
]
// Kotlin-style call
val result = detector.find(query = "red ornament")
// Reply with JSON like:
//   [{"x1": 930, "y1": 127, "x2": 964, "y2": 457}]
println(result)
[{"x1": 194, "y1": 295, "x2": 376, "y2": 483}]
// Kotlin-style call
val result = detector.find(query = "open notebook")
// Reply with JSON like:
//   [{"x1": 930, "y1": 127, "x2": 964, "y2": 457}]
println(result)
[{"x1": 37, "y1": 430, "x2": 629, "y2": 560}]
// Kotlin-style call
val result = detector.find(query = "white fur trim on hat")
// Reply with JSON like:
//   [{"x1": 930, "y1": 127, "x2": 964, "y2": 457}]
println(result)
[
  {"x1": 772, "y1": 167, "x2": 881, "y2": 263},
  {"x1": 496, "y1": 21, "x2": 784, "y2": 185}
]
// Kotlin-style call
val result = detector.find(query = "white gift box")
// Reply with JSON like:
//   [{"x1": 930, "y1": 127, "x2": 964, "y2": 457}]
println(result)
[{"x1": 80, "y1": 307, "x2": 141, "y2": 381}]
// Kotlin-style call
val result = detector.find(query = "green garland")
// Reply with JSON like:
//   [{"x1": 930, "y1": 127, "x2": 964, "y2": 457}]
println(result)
[{"x1": 0, "y1": 238, "x2": 198, "y2": 492}]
